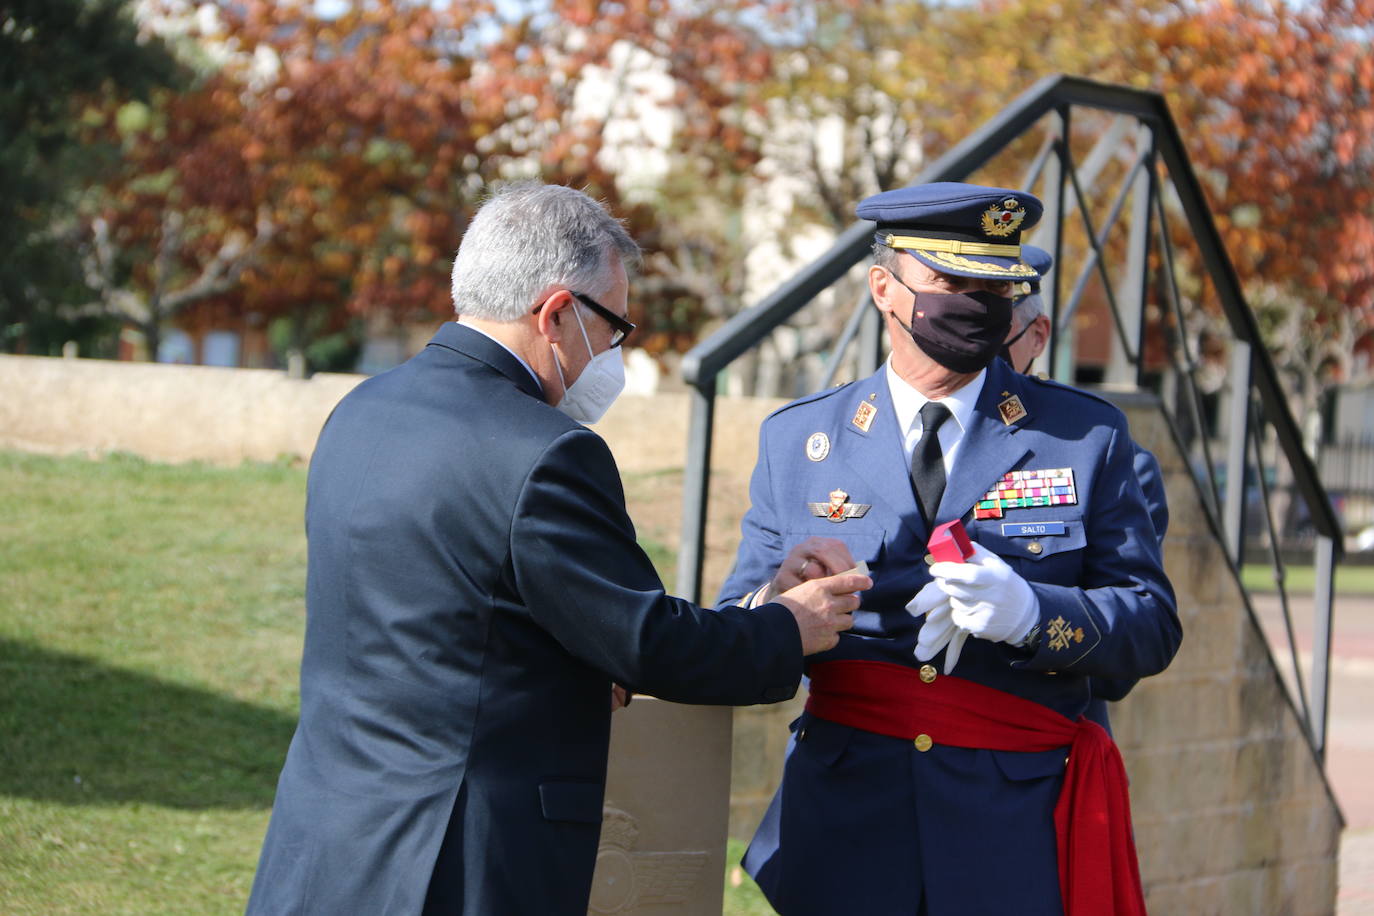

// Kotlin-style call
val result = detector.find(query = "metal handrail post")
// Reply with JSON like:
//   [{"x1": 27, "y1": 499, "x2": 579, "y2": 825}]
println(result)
[
  {"x1": 1311, "y1": 535, "x2": 1336, "y2": 760},
  {"x1": 1224, "y1": 343, "x2": 1252, "y2": 565},
  {"x1": 1044, "y1": 108, "x2": 1071, "y2": 383},
  {"x1": 1108, "y1": 126, "x2": 1154, "y2": 387},
  {"x1": 675, "y1": 376, "x2": 717, "y2": 604}
]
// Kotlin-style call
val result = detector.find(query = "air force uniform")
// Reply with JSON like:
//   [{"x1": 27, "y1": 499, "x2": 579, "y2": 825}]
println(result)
[{"x1": 720, "y1": 185, "x2": 1181, "y2": 915}]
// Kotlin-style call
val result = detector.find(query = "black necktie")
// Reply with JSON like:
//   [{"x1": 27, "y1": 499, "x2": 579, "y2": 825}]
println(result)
[{"x1": 911, "y1": 401, "x2": 951, "y2": 529}]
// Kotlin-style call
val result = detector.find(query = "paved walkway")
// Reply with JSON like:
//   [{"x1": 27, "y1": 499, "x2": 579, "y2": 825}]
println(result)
[{"x1": 1250, "y1": 591, "x2": 1374, "y2": 914}]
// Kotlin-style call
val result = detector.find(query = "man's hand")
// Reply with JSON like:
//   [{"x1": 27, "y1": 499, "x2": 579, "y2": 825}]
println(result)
[
  {"x1": 929, "y1": 542, "x2": 1038, "y2": 646},
  {"x1": 770, "y1": 537, "x2": 857, "y2": 595},
  {"x1": 610, "y1": 684, "x2": 631, "y2": 711},
  {"x1": 774, "y1": 571, "x2": 870, "y2": 655}
]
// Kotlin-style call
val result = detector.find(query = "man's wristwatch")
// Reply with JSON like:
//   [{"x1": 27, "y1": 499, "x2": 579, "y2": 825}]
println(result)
[{"x1": 1015, "y1": 622, "x2": 1043, "y2": 652}]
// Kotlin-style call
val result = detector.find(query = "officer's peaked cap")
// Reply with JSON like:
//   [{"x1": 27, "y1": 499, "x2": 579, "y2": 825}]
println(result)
[{"x1": 858, "y1": 182, "x2": 1044, "y2": 281}]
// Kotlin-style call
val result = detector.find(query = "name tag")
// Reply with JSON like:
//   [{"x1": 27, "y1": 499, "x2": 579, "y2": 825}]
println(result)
[{"x1": 1001, "y1": 522, "x2": 1067, "y2": 537}]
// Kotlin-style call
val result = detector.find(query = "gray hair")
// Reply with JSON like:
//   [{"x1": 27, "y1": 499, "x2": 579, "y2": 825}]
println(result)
[
  {"x1": 451, "y1": 183, "x2": 641, "y2": 321},
  {"x1": 871, "y1": 241, "x2": 903, "y2": 273},
  {"x1": 1012, "y1": 291, "x2": 1045, "y2": 329}
]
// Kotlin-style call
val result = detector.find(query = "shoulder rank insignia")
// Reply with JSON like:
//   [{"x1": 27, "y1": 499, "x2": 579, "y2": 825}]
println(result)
[
  {"x1": 805, "y1": 432, "x2": 830, "y2": 462},
  {"x1": 973, "y1": 467, "x2": 1077, "y2": 519},
  {"x1": 851, "y1": 401, "x2": 877, "y2": 433},
  {"x1": 998, "y1": 394, "x2": 1028, "y2": 425},
  {"x1": 809, "y1": 489, "x2": 871, "y2": 523}
]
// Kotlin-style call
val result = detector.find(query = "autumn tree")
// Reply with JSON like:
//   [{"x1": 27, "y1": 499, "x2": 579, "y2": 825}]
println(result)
[
  {"x1": 0, "y1": 0, "x2": 180, "y2": 355},
  {"x1": 1152, "y1": 0, "x2": 1374, "y2": 432}
]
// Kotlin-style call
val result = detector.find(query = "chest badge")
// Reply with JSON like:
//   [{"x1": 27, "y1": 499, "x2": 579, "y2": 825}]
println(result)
[
  {"x1": 973, "y1": 467, "x2": 1078, "y2": 519},
  {"x1": 805, "y1": 432, "x2": 831, "y2": 462},
  {"x1": 998, "y1": 394, "x2": 1028, "y2": 426},
  {"x1": 809, "y1": 489, "x2": 871, "y2": 523},
  {"x1": 851, "y1": 401, "x2": 877, "y2": 433}
]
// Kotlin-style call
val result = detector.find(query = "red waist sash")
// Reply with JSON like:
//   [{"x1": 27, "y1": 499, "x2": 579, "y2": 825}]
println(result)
[{"x1": 806, "y1": 659, "x2": 1146, "y2": 916}]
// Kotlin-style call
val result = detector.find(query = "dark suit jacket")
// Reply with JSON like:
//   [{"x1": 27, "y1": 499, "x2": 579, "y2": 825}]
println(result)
[{"x1": 247, "y1": 323, "x2": 802, "y2": 916}]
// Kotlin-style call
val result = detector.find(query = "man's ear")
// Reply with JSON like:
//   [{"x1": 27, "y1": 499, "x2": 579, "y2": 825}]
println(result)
[
  {"x1": 1028, "y1": 313, "x2": 1052, "y2": 359},
  {"x1": 534, "y1": 290, "x2": 574, "y2": 342},
  {"x1": 869, "y1": 265, "x2": 896, "y2": 317}
]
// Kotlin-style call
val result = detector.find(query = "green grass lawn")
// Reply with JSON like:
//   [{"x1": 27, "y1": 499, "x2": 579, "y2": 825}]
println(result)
[
  {"x1": 1240, "y1": 561, "x2": 1374, "y2": 595},
  {"x1": 0, "y1": 451, "x2": 766, "y2": 914}
]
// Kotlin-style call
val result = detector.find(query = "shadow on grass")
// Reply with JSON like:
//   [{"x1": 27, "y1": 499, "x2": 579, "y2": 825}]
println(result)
[{"x1": 0, "y1": 637, "x2": 295, "y2": 809}]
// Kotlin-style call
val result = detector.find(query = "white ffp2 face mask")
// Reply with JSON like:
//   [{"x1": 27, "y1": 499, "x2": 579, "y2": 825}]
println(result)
[{"x1": 552, "y1": 303, "x2": 626, "y2": 424}]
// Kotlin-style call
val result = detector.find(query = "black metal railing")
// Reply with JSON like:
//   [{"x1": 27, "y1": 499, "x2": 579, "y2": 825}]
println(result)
[{"x1": 675, "y1": 74, "x2": 1345, "y2": 762}]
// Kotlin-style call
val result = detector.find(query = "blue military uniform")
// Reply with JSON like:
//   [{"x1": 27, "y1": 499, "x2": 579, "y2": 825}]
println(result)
[{"x1": 721, "y1": 185, "x2": 1180, "y2": 915}]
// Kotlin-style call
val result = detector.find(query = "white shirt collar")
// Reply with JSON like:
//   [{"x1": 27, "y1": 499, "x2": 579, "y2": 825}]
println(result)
[
  {"x1": 885, "y1": 359, "x2": 986, "y2": 440},
  {"x1": 458, "y1": 321, "x2": 543, "y2": 393}
]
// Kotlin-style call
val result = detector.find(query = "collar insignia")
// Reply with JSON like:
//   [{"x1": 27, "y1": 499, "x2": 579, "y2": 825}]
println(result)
[
  {"x1": 998, "y1": 394, "x2": 1028, "y2": 425},
  {"x1": 809, "y1": 489, "x2": 871, "y2": 523},
  {"x1": 981, "y1": 198, "x2": 1027, "y2": 238},
  {"x1": 851, "y1": 400, "x2": 877, "y2": 432}
]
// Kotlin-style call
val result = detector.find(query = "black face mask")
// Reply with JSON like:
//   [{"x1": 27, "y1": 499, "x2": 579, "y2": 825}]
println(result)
[{"x1": 890, "y1": 286, "x2": 1013, "y2": 374}]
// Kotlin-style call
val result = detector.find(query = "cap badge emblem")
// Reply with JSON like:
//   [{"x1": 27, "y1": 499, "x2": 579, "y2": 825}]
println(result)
[{"x1": 981, "y1": 198, "x2": 1027, "y2": 238}]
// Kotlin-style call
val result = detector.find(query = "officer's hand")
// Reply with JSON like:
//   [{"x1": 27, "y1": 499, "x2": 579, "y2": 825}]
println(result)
[
  {"x1": 908, "y1": 580, "x2": 969, "y2": 673},
  {"x1": 771, "y1": 537, "x2": 857, "y2": 595},
  {"x1": 775, "y1": 571, "x2": 870, "y2": 655},
  {"x1": 929, "y1": 542, "x2": 1038, "y2": 646}
]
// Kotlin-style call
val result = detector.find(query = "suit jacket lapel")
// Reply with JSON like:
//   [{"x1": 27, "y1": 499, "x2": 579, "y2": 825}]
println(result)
[
  {"x1": 837, "y1": 370, "x2": 929, "y2": 542},
  {"x1": 938, "y1": 359, "x2": 1031, "y2": 524}
]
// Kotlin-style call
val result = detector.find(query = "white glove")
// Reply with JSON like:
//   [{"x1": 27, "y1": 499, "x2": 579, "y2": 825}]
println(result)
[
  {"x1": 928, "y1": 541, "x2": 1039, "y2": 647},
  {"x1": 907, "y1": 581, "x2": 970, "y2": 674}
]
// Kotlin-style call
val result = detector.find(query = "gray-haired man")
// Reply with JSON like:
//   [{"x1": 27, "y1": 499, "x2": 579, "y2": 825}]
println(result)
[{"x1": 246, "y1": 183, "x2": 868, "y2": 916}]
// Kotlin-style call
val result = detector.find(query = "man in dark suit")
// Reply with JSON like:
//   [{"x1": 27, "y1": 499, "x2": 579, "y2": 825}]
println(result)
[
  {"x1": 246, "y1": 183, "x2": 869, "y2": 916},
  {"x1": 721, "y1": 184, "x2": 1180, "y2": 915}
]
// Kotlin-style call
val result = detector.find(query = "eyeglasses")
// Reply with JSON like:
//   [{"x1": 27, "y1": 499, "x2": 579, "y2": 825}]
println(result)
[
  {"x1": 534, "y1": 290, "x2": 636, "y2": 348},
  {"x1": 571, "y1": 291, "x2": 635, "y2": 348}
]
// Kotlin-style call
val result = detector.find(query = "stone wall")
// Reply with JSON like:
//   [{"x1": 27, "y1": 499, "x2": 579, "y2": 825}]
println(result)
[{"x1": 0, "y1": 354, "x2": 1343, "y2": 913}]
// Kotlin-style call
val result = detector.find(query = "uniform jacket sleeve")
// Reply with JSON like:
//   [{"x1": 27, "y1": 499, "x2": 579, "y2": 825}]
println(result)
[{"x1": 1018, "y1": 419, "x2": 1180, "y2": 679}]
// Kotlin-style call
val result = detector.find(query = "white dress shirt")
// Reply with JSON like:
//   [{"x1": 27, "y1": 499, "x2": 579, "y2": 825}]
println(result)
[{"x1": 885, "y1": 359, "x2": 987, "y2": 475}]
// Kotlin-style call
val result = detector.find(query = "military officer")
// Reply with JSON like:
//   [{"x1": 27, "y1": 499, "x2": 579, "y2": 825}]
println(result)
[{"x1": 721, "y1": 183, "x2": 1181, "y2": 915}]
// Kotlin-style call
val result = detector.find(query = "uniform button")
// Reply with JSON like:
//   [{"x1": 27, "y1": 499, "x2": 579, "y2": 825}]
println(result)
[
  {"x1": 923, "y1": 554, "x2": 936, "y2": 566},
  {"x1": 1027, "y1": 541, "x2": 1044, "y2": 555},
  {"x1": 914, "y1": 734, "x2": 933, "y2": 752},
  {"x1": 798, "y1": 727, "x2": 807, "y2": 742},
  {"x1": 918, "y1": 664, "x2": 937, "y2": 684}
]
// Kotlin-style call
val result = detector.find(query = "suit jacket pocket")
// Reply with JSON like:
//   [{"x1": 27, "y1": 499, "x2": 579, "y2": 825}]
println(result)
[
  {"x1": 990, "y1": 747, "x2": 1068, "y2": 781},
  {"x1": 539, "y1": 781, "x2": 605, "y2": 823}
]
